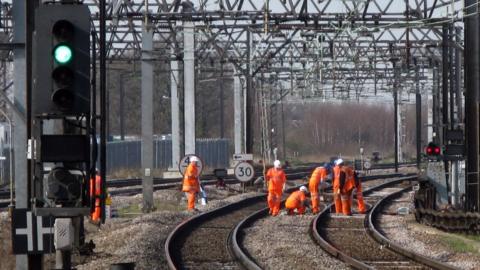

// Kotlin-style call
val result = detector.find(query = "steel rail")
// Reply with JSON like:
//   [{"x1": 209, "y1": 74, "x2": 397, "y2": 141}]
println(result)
[
  {"x1": 228, "y1": 175, "x2": 415, "y2": 269},
  {"x1": 310, "y1": 176, "x2": 417, "y2": 270},
  {"x1": 0, "y1": 162, "x2": 415, "y2": 200},
  {"x1": 0, "y1": 171, "x2": 415, "y2": 210},
  {"x1": 164, "y1": 194, "x2": 266, "y2": 270},
  {"x1": 368, "y1": 186, "x2": 460, "y2": 270},
  {"x1": 164, "y1": 180, "x2": 308, "y2": 269}
]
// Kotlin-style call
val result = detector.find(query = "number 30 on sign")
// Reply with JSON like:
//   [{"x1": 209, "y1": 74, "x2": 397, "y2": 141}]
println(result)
[{"x1": 234, "y1": 162, "x2": 255, "y2": 182}]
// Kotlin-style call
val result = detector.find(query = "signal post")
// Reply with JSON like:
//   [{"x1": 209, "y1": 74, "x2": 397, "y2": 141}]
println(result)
[{"x1": 12, "y1": 2, "x2": 96, "y2": 269}]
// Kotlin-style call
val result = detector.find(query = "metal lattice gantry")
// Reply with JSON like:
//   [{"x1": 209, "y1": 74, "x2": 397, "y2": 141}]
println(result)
[
  {"x1": 0, "y1": 0, "x2": 465, "y2": 99},
  {"x1": 79, "y1": 0, "x2": 463, "y2": 98}
]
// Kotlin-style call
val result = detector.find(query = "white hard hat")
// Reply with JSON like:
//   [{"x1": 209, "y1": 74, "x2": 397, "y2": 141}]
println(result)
[
  {"x1": 300, "y1": 186, "x2": 308, "y2": 192},
  {"x1": 190, "y1": 156, "x2": 199, "y2": 162},
  {"x1": 335, "y1": 158, "x2": 344, "y2": 165},
  {"x1": 273, "y1": 160, "x2": 281, "y2": 168}
]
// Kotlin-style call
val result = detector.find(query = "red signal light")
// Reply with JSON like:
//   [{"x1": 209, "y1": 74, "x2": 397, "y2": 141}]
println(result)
[{"x1": 426, "y1": 142, "x2": 441, "y2": 156}]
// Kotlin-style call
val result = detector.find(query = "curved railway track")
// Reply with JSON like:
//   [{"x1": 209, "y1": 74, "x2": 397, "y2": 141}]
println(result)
[
  {"x1": 164, "y1": 173, "x2": 409, "y2": 270},
  {"x1": 310, "y1": 177, "x2": 456, "y2": 270},
  {"x1": 229, "y1": 175, "x2": 415, "y2": 269},
  {"x1": 368, "y1": 185, "x2": 459, "y2": 270}
]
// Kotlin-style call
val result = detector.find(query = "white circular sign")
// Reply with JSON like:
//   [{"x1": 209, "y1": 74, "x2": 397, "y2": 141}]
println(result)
[
  {"x1": 179, "y1": 154, "x2": 204, "y2": 176},
  {"x1": 234, "y1": 162, "x2": 255, "y2": 182},
  {"x1": 364, "y1": 161, "x2": 372, "y2": 169}
]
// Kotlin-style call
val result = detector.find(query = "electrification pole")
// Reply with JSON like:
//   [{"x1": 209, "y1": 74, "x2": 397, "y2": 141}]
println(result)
[{"x1": 464, "y1": 0, "x2": 480, "y2": 211}]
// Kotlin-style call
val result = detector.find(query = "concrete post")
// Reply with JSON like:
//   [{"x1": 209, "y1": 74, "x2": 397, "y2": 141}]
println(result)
[
  {"x1": 141, "y1": 25, "x2": 154, "y2": 211},
  {"x1": 13, "y1": 1, "x2": 27, "y2": 268},
  {"x1": 119, "y1": 73, "x2": 125, "y2": 140},
  {"x1": 170, "y1": 48, "x2": 181, "y2": 169},
  {"x1": 415, "y1": 65, "x2": 422, "y2": 168},
  {"x1": 428, "y1": 78, "x2": 433, "y2": 142},
  {"x1": 234, "y1": 74, "x2": 243, "y2": 154},
  {"x1": 183, "y1": 21, "x2": 195, "y2": 155}
]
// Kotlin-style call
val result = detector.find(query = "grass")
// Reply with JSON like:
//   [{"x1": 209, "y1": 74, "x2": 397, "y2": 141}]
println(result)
[
  {"x1": 464, "y1": 234, "x2": 480, "y2": 242},
  {"x1": 440, "y1": 234, "x2": 480, "y2": 254},
  {"x1": 116, "y1": 199, "x2": 184, "y2": 217}
]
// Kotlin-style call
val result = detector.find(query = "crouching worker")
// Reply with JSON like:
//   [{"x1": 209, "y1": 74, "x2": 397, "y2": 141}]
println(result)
[{"x1": 285, "y1": 186, "x2": 308, "y2": 215}]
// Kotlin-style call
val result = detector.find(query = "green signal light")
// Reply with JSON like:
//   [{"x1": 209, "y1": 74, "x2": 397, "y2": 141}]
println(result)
[{"x1": 53, "y1": 44, "x2": 73, "y2": 64}]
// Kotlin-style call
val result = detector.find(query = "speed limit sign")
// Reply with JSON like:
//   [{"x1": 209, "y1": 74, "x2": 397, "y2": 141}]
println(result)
[
  {"x1": 179, "y1": 154, "x2": 204, "y2": 176},
  {"x1": 364, "y1": 160, "x2": 372, "y2": 170},
  {"x1": 234, "y1": 162, "x2": 255, "y2": 182}
]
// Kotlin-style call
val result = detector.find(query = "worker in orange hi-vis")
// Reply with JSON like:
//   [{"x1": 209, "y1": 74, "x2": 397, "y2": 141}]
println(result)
[
  {"x1": 353, "y1": 171, "x2": 367, "y2": 214},
  {"x1": 90, "y1": 169, "x2": 102, "y2": 223},
  {"x1": 285, "y1": 186, "x2": 308, "y2": 215},
  {"x1": 332, "y1": 159, "x2": 344, "y2": 214},
  {"x1": 339, "y1": 164, "x2": 356, "y2": 216},
  {"x1": 266, "y1": 160, "x2": 286, "y2": 216},
  {"x1": 308, "y1": 165, "x2": 328, "y2": 214},
  {"x1": 182, "y1": 156, "x2": 200, "y2": 210}
]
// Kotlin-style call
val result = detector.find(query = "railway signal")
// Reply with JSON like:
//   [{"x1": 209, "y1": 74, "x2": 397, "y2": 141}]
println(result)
[
  {"x1": 32, "y1": 5, "x2": 92, "y2": 205},
  {"x1": 33, "y1": 5, "x2": 90, "y2": 116},
  {"x1": 425, "y1": 142, "x2": 441, "y2": 157}
]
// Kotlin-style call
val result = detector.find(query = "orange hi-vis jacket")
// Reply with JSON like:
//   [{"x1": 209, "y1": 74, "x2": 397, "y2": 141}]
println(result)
[
  {"x1": 285, "y1": 190, "x2": 307, "y2": 209},
  {"x1": 90, "y1": 175, "x2": 102, "y2": 221},
  {"x1": 309, "y1": 167, "x2": 327, "y2": 194},
  {"x1": 333, "y1": 165, "x2": 356, "y2": 194},
  {"x1": 182, "y1": 163, "x2": 199, "y2": 192},
  {"x1": 340, "y1": 166, "x2": 356, "y2": 193},
  {"x1": 333, "y1": 165, "x2": 341, "y2": 194},
  {"x1": 266, "y1": 167, "x2": 286, "y2": 194},
  {"x1": 90, "y1": 175, "x2": 101, "y2": 197}
]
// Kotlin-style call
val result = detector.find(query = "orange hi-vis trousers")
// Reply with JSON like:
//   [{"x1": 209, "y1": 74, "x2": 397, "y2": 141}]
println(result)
[
  {"x1": 356, "y1": 191, "x2": 366, "y2": 213},
  {"x1": 267, "y1": 192, "x2": 282, "y2": 216},
  {"x1": 186, "y1": 191, "x2": 197, "y2": 210},
  {"x1": 340, "y1": 190, "x2": 353, "y2": 215},
  {"x1": 92, "y1": 198, "x2": 101, "y2": 221},
  {"x1": 285, "y1": 201, "x2": 306, "y2": 215},
  {"x1": 311, "y1": 193, "x2": 320, "y2": 214},
  {"x1": 90, "y1": 176, "x2": 102, "y2": 222},
  {"x1": 334, "y1": 193, "x2": 342, "y2": 214}
]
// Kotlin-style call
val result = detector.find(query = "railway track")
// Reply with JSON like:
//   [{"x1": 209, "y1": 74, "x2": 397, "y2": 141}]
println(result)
[
  {"x1": 0, "y1": 165, "x2": 316, "y2": 199},
  {"x1": 368, "y1": 184, "x2": 459, "y2": 270},
  {"x1": 310, "y1": 177, "x2": 456, "y2": 270},
  {"x1": 0, "y1": 162, "x2": 412, "y2": 209},
  {"x1": 228, "y1": 175, "x2": 416, "y2": 269},
  {"x1": 0, "y1": 162, "x2": 414, "y2": 199},
  {"x1": 164, "y1": 173, "x2": 409, "y2": 270}
]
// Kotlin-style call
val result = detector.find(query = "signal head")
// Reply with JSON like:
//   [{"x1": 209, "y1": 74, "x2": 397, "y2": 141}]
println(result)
[{"x1": 52, "y1": 20, "x2": 74, "y2": 42}]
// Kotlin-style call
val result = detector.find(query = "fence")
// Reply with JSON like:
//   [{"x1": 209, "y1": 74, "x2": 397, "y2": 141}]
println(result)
[
  {"x1": 105, "y1": 138, "x2": 230, "y2": 175},
  {"x1": 0, "y1": 139, "x2": 230, "y2": 184}
]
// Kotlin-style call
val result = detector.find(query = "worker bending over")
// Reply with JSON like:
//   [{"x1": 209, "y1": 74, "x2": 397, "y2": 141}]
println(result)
[
  {"x1": 285, "y1": 186, "x2": 308, "y2": 215},
  {"x1": 333, "y1": 159, "x2": 356, "y2": 215},
  {"x1": 333, "y1": 159, "x2": 344, "y2": 214},
  {"x1": 182, "y1": 156, "x2": 200, "y2": 210},
  {"x1": 266, "y1": 160, "x2": 286, "y2": 216},
  {"x1": 308, "y1": 164, "x2": 328, "y2": 214}
]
